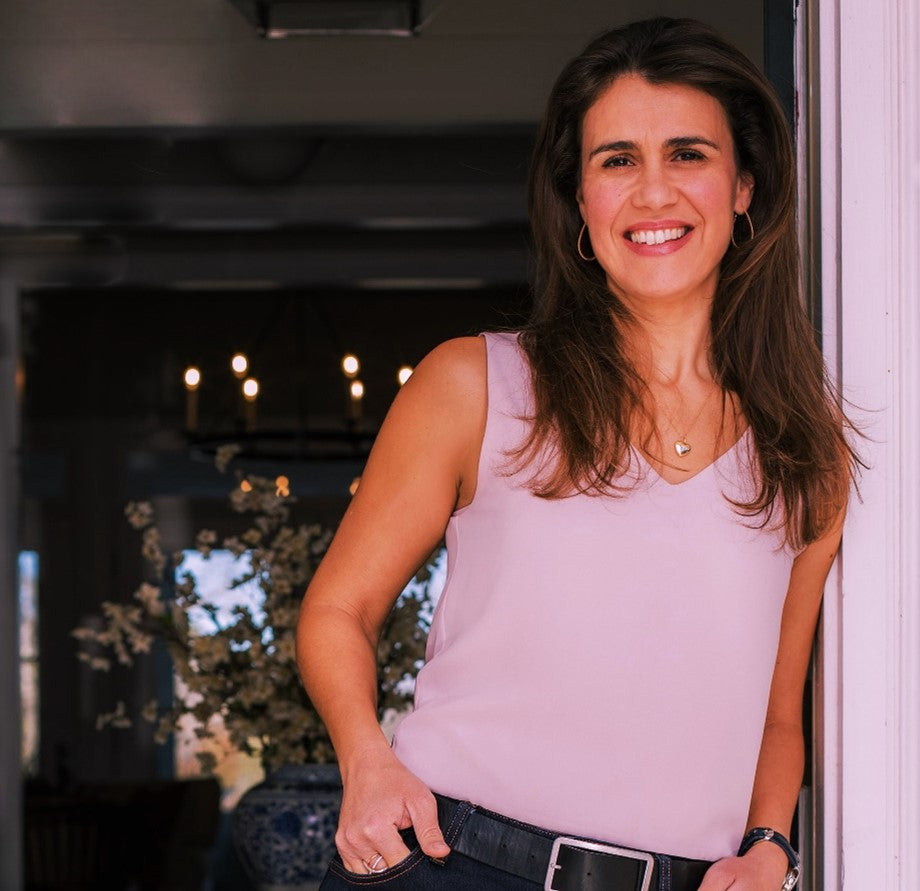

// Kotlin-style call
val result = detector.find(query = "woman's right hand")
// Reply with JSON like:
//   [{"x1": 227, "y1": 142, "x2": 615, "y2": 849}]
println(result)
[{"x1": 335, "y1": 746, "x2": 451, "y2": 873}]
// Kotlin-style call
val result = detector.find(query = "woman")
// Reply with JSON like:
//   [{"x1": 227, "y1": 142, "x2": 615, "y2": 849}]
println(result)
[{"x1": 297, "y1": 17, "x2": 858, "y2": 891}]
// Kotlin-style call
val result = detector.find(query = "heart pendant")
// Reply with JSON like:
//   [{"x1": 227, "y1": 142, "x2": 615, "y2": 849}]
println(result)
[{"x1": 674, "y1": 441, "x2": 692, "y2": 457}]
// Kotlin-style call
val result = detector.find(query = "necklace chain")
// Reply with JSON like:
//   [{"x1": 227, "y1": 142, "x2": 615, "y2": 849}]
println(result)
[{"x1": 651, "y1": 382, "x2": 718, "y2": 458}]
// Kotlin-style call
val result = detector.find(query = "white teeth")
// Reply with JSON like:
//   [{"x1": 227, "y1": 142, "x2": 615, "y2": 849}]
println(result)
[{"x1": 628, "y1": 227, "x2": 689, "y2": 245}]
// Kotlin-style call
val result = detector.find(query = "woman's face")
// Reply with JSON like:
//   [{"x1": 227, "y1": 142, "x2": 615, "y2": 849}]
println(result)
[{"x1": 577, "y1": 74, "x2": 753, "y2": 311}]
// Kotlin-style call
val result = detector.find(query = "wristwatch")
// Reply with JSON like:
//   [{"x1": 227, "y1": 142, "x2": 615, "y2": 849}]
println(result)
[{"x1": 737, "y1": 826, "x2": 800, "y2": 890}]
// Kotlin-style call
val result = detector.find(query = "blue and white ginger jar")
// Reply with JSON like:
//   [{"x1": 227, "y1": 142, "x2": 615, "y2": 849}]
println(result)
[{"x1": 232, "y1": 763, "x2": 342, "y2": 890}]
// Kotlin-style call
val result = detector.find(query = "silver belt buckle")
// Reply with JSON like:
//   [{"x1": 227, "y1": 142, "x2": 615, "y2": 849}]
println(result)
[{"x1": 544, "y1": 836, "x2": 654, "y2": 891}]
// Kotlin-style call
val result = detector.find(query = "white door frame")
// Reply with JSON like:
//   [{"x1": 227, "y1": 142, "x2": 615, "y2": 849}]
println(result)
[{"x1": 815, "y1": 0, "x2": 920, "y2": 887}]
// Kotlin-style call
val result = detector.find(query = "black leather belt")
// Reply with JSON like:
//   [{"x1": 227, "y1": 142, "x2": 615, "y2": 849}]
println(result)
[{"x1": 435, "y1": 793, "x2": 713, "y2": 891}]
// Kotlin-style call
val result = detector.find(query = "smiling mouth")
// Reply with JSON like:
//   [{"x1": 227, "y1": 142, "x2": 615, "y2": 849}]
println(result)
[{"x1": 626, "y1": 226, "x2": 691, "y2": 245}]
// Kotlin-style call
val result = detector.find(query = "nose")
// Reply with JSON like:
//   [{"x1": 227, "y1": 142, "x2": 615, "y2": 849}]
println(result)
[{"x1": 631, "y1": 161, "x2": 677, "y2": 210}]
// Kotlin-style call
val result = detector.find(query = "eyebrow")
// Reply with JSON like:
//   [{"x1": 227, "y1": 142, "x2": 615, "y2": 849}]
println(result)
[{"x1": 588, "y1": 136, "x2": 721, "y2": 158}]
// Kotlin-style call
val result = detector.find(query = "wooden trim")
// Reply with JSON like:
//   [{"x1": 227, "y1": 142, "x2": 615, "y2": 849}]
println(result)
[{"x1": 0, "y1": 277, "x2": 23, "y2": 891}]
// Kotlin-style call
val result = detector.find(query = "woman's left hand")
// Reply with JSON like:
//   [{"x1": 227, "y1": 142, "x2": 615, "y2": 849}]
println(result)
[{"x1": 696, "y1": 841, "x2": 790, "y2": 890}]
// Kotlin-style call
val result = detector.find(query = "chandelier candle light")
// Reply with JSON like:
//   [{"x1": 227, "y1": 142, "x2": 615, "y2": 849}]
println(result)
[
  {"x1": 341, "y1": 354, "x2": 364, "y2": 422},
  {"x1": 183, "y1": 366, "x2": 201, "y2": 433},
  {"x1": 242, "y1": 376, "x2": 259, "y2": 432},
  {"x1": 349, "y1": 379, "x2": 364, "y2": 421},
  {"x1": 231, "y1": 352, "x2": 249, "y2": 379},
  {"x1": 341, "y1": 354, "x2": 359, "y2": 379},
  {"x1": 180, "y1": 349, "x2": 415, "y2": 451}
]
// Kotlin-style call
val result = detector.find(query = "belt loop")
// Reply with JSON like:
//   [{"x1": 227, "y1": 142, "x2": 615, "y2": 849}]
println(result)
[
  {"x1": 656, "y1": 853, "x2": 671, "y2": 891},
  {"x1": 436, "y1": 794, "x2": 476, "y2": 846}
]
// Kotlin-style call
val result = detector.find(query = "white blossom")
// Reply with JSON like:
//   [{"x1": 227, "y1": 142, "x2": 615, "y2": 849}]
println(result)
[
  {"x1": 155, "y1": 714, "x2": 177, "y2": 744},
  {"x1": 241, "y1": 528, "x2": 262, "y2": 546},
  {"x1": 141, "y1": 527, "x2": 166, "y2": 574},
  {"x1": 76, "y1": 651, "x2": 113, "y2": 672},
  {"x1": 274, "y1": 634, "x2": 296, "y2": 662},
  {"x1": 97, "y1": 701, "x2": 132, "y2": 730},
  {"x1": 125, "y1": 501, "x2": 155, "y2": 530},
  {"x1": 215, "y1": 443, "x2": 242, "y2": 473},
  {"x1": 223, "y1": 536, "x2": 248, "y2": 557},
  {"x1": 141, "y1": 699, "x2": 159, "y2": 723},
  {"x1": 191, "y1": 635, "x2": 230, "y2": 671},
  {"x1": 134, "y1": 582, "x2": 165, "y2": 617},
  {"x1": 195, "y1": 529, "x2": 218, "y2": 557}
]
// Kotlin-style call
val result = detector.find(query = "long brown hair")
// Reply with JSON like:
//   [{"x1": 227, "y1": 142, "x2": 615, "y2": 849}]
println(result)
[{"x1": 515, "y1": 17, "x2": 859, "y2": 548}]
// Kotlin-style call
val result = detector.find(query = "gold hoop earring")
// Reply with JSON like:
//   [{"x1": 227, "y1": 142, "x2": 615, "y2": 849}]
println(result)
[
  {"x1": 731, "y1": 210, "x2": 755, "y2": 248},
  {"x1": 577, "y1": 223, "x2": 596, "y2": 261}
]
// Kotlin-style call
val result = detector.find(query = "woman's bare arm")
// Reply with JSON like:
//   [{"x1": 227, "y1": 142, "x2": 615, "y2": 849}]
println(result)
[
  {"x1": 698, "y1": 510, "x2": 845, "y2": 890},
  {"x1": 296, "y1": 336, "x2": 487, "y2": 872}
]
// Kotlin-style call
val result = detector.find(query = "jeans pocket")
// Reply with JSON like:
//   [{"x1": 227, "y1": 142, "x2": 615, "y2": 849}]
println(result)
[{"x1": 324, "y1": 847, "x2": 426, "y2": 886}]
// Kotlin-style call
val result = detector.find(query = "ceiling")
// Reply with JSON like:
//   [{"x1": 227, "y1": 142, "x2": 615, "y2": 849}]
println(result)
[
  {"x1": 0, "y1": 0, "x2": 766, "y2": 284},
  {"x1": 0, "y1": 0, "x2": 762, "y2": 131}
]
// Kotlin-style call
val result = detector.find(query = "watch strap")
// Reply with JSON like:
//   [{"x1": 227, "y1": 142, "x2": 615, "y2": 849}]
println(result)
[{"x1": 738, "y1": 827, "x2": 800, "y2": 890}]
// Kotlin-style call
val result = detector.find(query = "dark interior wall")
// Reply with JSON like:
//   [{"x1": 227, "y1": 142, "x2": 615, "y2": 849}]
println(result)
[{"x1": 21, "y1": 281, "x2": 528, "y2": 784}]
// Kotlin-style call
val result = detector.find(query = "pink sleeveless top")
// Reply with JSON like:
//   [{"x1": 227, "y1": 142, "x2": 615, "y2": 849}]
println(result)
[{"x1": 391, "y1": 332, "x2": 795, "y2": 861}]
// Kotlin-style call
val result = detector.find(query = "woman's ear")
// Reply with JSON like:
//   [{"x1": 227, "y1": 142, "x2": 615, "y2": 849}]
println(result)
[{"x1": 735, "y1": 172, "x2": 755, "y2": 215}]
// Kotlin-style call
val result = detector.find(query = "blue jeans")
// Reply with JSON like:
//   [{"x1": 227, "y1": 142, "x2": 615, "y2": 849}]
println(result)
[{"x1": 318, "y1": 798, "x2": 539, "y2": 890}]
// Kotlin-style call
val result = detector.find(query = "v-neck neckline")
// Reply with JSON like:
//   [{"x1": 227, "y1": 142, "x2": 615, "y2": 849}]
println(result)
[{"x1": 631, "y1": 426, "x2": 751, "y2": 489}]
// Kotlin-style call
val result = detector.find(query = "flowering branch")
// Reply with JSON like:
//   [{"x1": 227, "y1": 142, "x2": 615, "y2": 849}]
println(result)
[{"x1": 75, "y1": 460, "x2": 437, "y2": 774}]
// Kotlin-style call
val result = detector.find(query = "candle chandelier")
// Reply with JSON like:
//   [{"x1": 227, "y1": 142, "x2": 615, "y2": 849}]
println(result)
[{"x1": 182, "y1": 350, "x2": 413, "y2": 462}]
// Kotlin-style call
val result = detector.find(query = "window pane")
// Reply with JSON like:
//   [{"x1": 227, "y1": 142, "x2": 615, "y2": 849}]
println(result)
[
  {"x1": 19, "y1": 550, "x2": 40, "y2": 775},
  {"x1": 20, "y1": 662, "x2": 40, "y2": 774},
  {"x1": 18, "y1": 550, "x2": 39, "y2": 658}
]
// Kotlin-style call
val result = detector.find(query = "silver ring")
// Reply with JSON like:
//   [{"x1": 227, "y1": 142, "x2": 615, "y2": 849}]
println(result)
[{"x1": 362, "y1": 853, "x2": 387, "y2": 874}]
